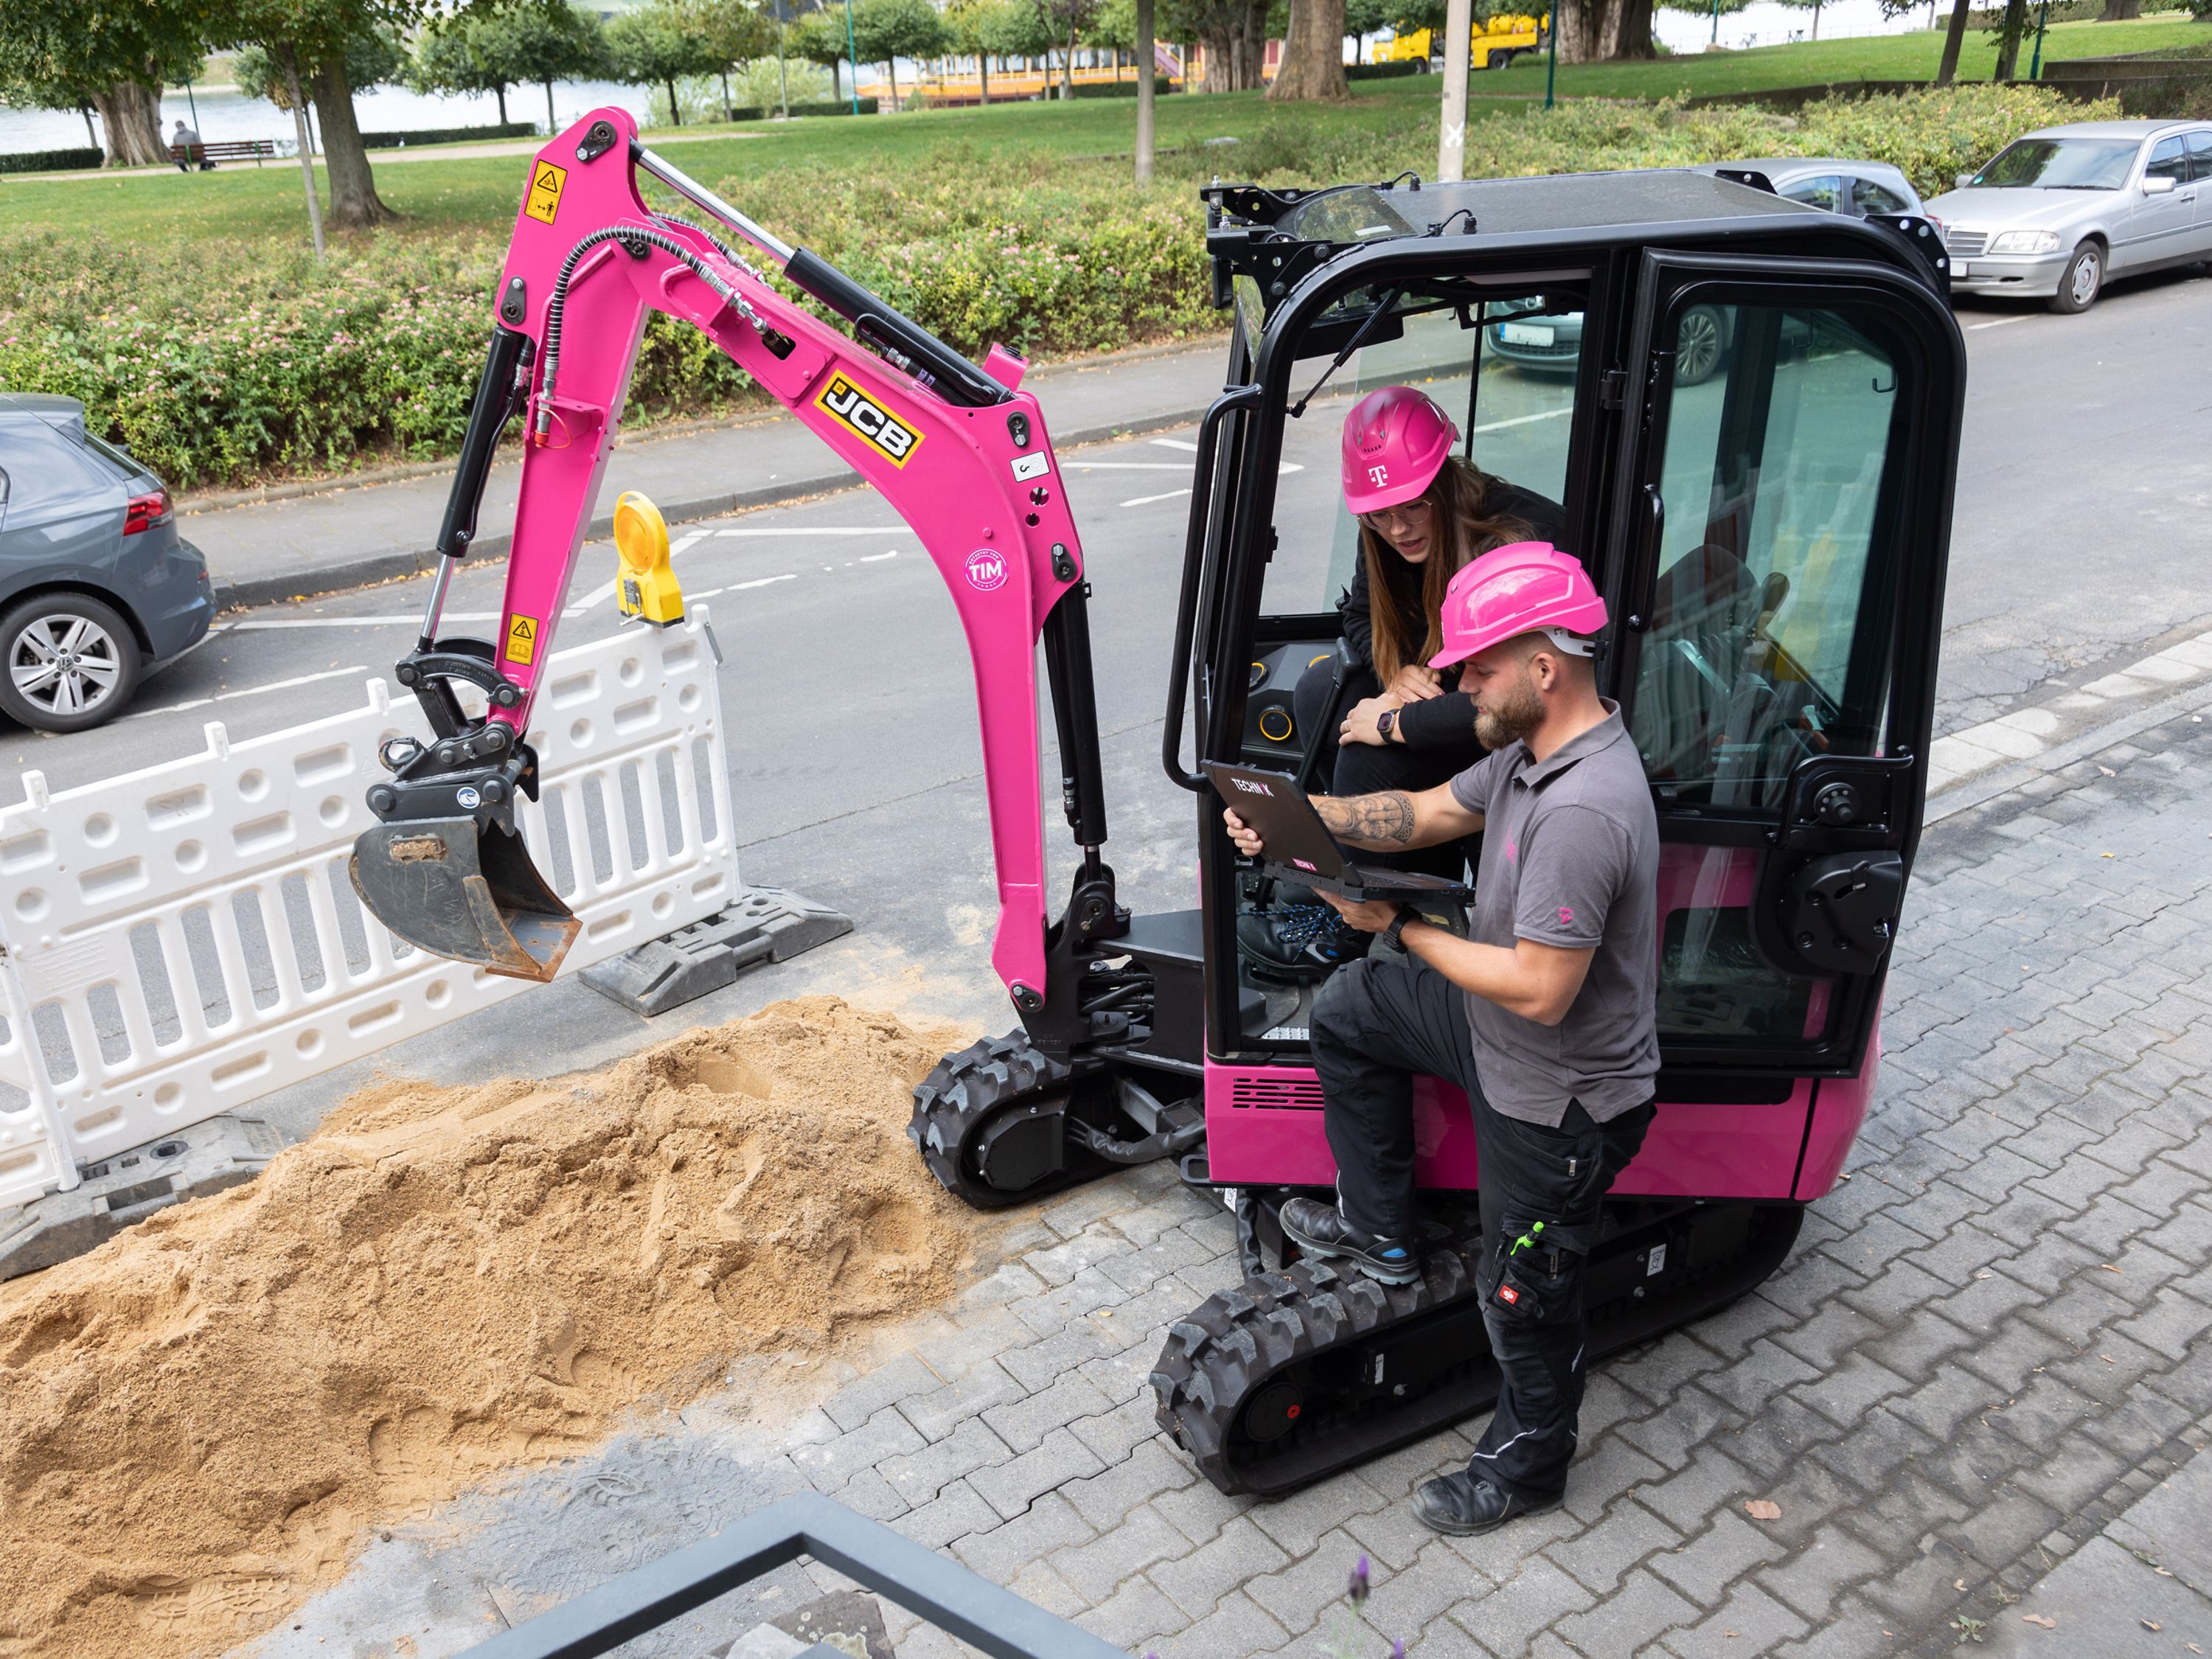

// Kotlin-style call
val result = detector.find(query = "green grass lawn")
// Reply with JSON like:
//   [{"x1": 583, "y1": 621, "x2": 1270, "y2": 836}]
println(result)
[
  {"x1": 1, "y1": 15, "x2": 2199, "y2": 251},
  {"x1": 1475, "y1": 13, "x2": 2210, "y2": 98},
  {"x1": 0, "y1": 85, "x2": 1528, "y2": 247}
]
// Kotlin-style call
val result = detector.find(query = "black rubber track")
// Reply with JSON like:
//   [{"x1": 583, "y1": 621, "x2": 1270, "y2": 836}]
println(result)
[
  {"x1": 907, "y1": 1033, "x2": 1098, "y2": 1211},
  {"x1": 1151, "y1": 1203, "x2": 1804, "y2": 1498}
]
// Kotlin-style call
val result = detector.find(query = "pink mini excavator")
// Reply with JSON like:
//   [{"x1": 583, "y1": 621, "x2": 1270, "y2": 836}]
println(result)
[{"x1": 351, "y1": 111, "x2": 1965, "y2": 1495}]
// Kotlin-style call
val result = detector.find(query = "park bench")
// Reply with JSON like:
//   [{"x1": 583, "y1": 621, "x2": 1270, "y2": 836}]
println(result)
[{"x1": 170, "y1": 139, "x2": 277, "y2": 167}]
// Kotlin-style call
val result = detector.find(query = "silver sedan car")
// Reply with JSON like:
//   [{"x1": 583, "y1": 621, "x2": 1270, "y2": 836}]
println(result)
[{"x1": 1928, "y1": 119, "x2": 2212, "y2": 313}]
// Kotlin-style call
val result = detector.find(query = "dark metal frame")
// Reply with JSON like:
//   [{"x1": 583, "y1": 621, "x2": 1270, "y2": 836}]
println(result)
[{"x1": 452, "y1": 1492, "x2": 1126, "y2": 1659}]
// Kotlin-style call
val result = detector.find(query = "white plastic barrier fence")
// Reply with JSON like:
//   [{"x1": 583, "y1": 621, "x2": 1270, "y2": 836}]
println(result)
[{"x1": 0, "y1": 608, "x2": 737, "y2": 1211}]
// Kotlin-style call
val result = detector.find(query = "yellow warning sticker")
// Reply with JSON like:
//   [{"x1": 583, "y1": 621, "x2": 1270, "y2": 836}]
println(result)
[
  {"x1": 504, "y1": 613, "x2": 539, "y2": 665},
  {"x1": 524, "y1": 159, "x2": 566, "y2": 226}
]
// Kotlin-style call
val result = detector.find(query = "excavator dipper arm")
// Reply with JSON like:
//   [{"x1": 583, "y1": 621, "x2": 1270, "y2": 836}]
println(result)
[{"x1": 352, "y1": 108, "x2": 1105, "y2": 1012}]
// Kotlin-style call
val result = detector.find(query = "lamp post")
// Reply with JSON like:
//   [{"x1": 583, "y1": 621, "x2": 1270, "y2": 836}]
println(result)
[
  {"x1": 2028, "y1": 0, "x2": 2050, "y2": 79},
  {"x1": 844, "y1": 0, "x2": 862, "y2": 111},
  {"x1": 1710, "y1": 0, "x2": 1720, "y2": 46},
  {"x1": 1544, "y1": 7, "x2": 1559, "y2": 108}
]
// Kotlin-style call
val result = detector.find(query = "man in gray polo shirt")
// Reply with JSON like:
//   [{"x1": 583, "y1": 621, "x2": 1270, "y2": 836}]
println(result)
[{"x1": 1221, "y1": 542, "x2": 1658, "y2": 1534}]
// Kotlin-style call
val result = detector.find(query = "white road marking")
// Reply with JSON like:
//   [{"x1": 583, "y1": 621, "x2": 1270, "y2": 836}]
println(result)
[
  {"x1": 124, "y1": 666, "x2": 369, "y2": 720},
  {"x1": 860, "y1": 550, "x2": 899, "y2": 562},
  {"x1": 730, "y1": 573, "x2": 799, "y2": 591},
  {"x1": 1121, "y1": 488, "x2": 1192, "y2": 507},
  {"x1": 1150, "y1": 437, "x2": 1200, "y2": 451},
  {"x1": 713, "y1": 526, "x2": 905, "y2": 537},
  {"x1": 1470, "y1": 408, "x2": 1574, "y2": 434},
  {"x1": 1068, "y1": 461, "x2": 1194, "y2": 470},
  {"x1": 1969, "y1": 316, "x2": 2028, "y2": 331},
  {"x1": 228, "y1": 613, "x2": 500, "y2": 629}
]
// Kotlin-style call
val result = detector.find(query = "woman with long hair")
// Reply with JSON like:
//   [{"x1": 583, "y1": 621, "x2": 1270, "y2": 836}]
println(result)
[{"x1": 1303, "y1": 384, "x2": 1567, "y2": 868}]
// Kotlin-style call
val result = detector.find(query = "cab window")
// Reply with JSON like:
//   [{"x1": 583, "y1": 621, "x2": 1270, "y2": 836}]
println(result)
[
  {"x1": 1779, "y1": 174, "x2": 1843, "y2": 214},
  {"x1": 2146, "y1": 136, "x2": 2189, "y2": 185},
  {"x1": 1630, "y1": 302, "x2": 1908, "y2": 812},
  {"x1": 1852, "y1": 178, "x2": 1910, "y2": 218}
]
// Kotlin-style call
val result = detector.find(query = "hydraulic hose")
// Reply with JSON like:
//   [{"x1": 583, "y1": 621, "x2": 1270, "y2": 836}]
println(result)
[{"x1": 535, "y1": 223, "x2": 760, "y2": 443}]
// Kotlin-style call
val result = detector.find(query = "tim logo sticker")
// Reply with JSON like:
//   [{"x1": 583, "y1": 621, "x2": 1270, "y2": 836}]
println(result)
[
  {"x1": 815, "y1": 373, "x2": 924, "y2": 467},
  {"x1": 964, "y1": 549, "x2": 1008, "y2": 592}
]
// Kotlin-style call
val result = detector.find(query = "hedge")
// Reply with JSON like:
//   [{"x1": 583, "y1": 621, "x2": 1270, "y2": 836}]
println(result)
[
  {"x1": 360, "y1": 122, "x2": 538, "y2": 148},
  {"x1": 0, "y1": 147, "x2": 104, "y2": 175},
  {"x1": 0, "y1": 82, "x2": 2109, "y2": 493},
  {"x1": 1347, "y1": 60, "x2": 1428, "y2": 80},
  {"x1": 726, "y1": 98, "x2": 880, "y2": 119},
  {"x1": 1069, "y1": 75, "x2": 1175, "y2": 97}
]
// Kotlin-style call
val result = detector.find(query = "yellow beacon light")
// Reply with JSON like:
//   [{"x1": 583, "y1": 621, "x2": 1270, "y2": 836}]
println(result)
[{"x1": 612, "y1": 491, "x2": 684, "y2": 626}]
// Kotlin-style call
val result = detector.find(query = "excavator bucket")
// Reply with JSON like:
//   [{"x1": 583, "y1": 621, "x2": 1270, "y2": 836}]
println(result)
[{"x1": 349, "y1": 818, "x2": 581, "y2": 982}]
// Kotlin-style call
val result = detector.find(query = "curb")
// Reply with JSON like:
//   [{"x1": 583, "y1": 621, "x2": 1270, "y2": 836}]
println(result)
[{"x1": 206, "y1": 400, "x2": 1218, "y2": 612}]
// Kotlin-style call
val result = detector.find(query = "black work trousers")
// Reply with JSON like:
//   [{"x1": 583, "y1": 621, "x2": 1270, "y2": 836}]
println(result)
[{"x1": 1310, "y1": 953, "x2": 1655, "y2": 1501}]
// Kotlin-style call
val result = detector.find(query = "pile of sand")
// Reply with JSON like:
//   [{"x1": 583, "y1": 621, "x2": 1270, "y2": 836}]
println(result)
[{"x1": 0, "y1": 998, "x2": 975, "y2": 1659}]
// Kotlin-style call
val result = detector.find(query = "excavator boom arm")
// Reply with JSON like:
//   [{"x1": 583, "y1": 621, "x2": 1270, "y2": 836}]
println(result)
[{"x1": 353, "y1": 108, "x2": 1096, "y2": 1005}]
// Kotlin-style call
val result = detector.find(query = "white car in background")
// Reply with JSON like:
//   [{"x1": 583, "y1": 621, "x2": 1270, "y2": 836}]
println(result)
[{"x1": 1928, "y1": 120, "x2": 2212, "y2": 313}]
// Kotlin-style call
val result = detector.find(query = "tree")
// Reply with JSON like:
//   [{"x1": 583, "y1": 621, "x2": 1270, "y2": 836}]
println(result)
[
  {"x1": 1158, "y1": 0, "x2": 1270, "y2": 89},
  {"x1": 1934, "y1": 0, "x2": 1973, "y2": 83},
  {"x1": 1269, "y1": 0, "x2": 1349, "y2": 100},
  {"x1": 947, "y1": 0, "x2": 1040, "y2": 103},
  {"x1": 1031, "y1": 0, "x2": 1099, "y2": 96},
  {"x1": 606, "y1": 0, "x2": 720, "y2": 124},
  {"x1": 789, "y1": 3, "x2": 862, "y2": 103},
  {"x1": 1990, "y1": 0, "x2": 2029, "y2": 77},
  {"x1": 849, "y1": 0, "x2": 947, "y2": 106},
  {"x1": 410, "y1": 3, "x2": 609, "y2": 133},
  {"x1": 1343, "y1": 0, "x2": 1391, "y2": 61},
  {"x1": 680, "y1": 0, "x2": 776, "y2": 113},
  {"x1": 0, "y1": 0, "x2": 204, "y2": 167},
  {"x1": 226, "y1": 13, "x2": 406, "y2": 228}
]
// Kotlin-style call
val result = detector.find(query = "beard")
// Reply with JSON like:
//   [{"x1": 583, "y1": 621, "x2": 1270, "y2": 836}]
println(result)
[{"x1": 1473, "y1": 667, "x2": 1545, "y2": 751}]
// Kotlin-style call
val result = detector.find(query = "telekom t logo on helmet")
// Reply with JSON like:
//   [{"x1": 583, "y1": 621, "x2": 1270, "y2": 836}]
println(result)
[{"x1": 1367, "y1": 465, "x2": 1389, "y2": 487}]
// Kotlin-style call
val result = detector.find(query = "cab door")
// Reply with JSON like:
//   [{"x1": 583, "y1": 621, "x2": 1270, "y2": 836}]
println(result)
[{"x1": 1603, "y1": 249, "x2": 1964, "y2": 1093}]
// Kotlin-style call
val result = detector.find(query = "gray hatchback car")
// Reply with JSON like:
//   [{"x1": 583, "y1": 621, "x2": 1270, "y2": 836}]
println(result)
[{"x1": 0, "y1": 394, "x2": 213, "y2": 731}]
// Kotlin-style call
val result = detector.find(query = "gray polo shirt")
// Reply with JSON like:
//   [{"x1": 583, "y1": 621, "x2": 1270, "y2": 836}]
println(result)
[{"x1": 1447, "y1": 701, "x2": 1659, "y2": 1126}]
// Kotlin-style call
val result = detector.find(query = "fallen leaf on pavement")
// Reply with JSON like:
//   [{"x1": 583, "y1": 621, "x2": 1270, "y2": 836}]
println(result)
[
  {"x1": 2102, "y1": 1263, "x2": 2124, "y2": 1273},
  {"x1": 2097, "y1": 765, "x2": 2115, "y2": 776},
  {"x1": 1745, "y1": 1499, "x2": 1782, "y2": 1520},
  {"x1": 2022, "y1": 1614, "x2": 2056, "y2": 1629},
  {"x1": 2144, "y1": 1621, "x2": 2161, "y2": 1632}
]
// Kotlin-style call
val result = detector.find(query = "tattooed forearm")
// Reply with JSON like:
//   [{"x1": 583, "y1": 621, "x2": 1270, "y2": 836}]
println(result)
[{"x1": 1316, "y1": 790, "x2": 1417, "y2": 846}]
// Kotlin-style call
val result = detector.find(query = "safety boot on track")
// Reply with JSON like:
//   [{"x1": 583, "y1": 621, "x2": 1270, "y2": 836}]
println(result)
[{"x1": 1278, "y1": 1195, "x2": 1419, "y2": 1284}]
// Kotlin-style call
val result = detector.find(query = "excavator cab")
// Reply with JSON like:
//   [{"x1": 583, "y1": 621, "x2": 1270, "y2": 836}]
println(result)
[
  {"x1": 1147, "y1": 171, "x2": 1964, "y2": 1493},
  {"x1": 344, "y1": 117, "x2": 1963, "y2": 1500}
]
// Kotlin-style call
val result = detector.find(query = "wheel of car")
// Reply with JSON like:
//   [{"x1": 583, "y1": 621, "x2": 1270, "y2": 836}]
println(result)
[
  {"x1": 1675, "y1": 305, "x2": 1727, "y2": 386},
  {"x1": 0, "y1": 592, "x2": 142, "y2": 734},
  {"x1": 2049, "y1": 240, "x2": 2103, "y2": 315}
]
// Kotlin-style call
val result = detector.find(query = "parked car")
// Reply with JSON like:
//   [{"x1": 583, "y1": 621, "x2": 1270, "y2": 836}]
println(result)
[
  {"x1": 1927, "y1": 120, "x2": 2212, "y2": 313},
  {"x1": 0, "y1": 394, "x2": 213, "y2": 732},
  {"x1": 1485, "y1": 157, "x2": 1930, "y2": 384}
]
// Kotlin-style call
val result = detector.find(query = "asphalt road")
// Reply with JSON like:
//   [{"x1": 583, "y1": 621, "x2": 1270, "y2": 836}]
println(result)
[{"x1": 3, "y1": 266, "x2": 2206, "y2": 1113}]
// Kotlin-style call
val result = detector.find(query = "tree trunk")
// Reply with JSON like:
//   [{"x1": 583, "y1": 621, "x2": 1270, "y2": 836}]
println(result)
[
  {"x1": 497, "y1": 83, "x2": 510, "y2": 125},
  {"x1": 1935, "y1": 0, "x2": 1974, "y2": 83},
  {"x1": 1268, "y1": 0, "x2": 1351, "y2": 100},
  {"x1": 546, "y1": 78, "x2": 558, "y2": 133},
  {"x1": 91, "y1": 81, "x2": 167, "y2": 167},
  {"x1": 1062, "y1": 32, "x2": 1077, "y2": 96},
  {"x1": 2096, "y1": 0, "x2": 2140, "y2": 17},
  {"x1": 1993, "y1": 0, "x2": 2028, "y2": 76},
  {"x1": 82, "y1": 103, "x2": 97, "y2": 147},
  {"x1": 1556, "y1": 0, "x2": 1655, "y2": 63},
  {"x1": 980, "y1": 52, "x2": 991, "y2": 104},
  {"x1": 279, "y1": 48, "x2": 326, "y2": 258},
  {"x1": 666, "y1": 77, "x2": 681, "y2": 122},
  {"x1": 720, "y1": 69, "x2": 732, "y2": 114},
  {"x1": 309, "y1": 51, "x2": 395, "y2": 227},
  {"x1": 1135, "y1": 0, "x2": 1155, "y2": 181},
  {"x1": 889, "y1": 56, "x2": 899, "y2": 108}
]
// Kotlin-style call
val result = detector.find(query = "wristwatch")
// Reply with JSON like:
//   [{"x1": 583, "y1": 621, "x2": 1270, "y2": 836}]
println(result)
[
  {"x1": 1380, "y1": 906, "x2": 1415, "y2": 952},
  {"x1": 1377, "y1": 709, "x2": 1398, "y2": 744}
]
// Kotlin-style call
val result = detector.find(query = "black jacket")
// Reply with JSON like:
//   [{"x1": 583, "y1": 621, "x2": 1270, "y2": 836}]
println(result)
[{"x1": 1337, "y1": 483, "x2": 1569, "y2": 750}]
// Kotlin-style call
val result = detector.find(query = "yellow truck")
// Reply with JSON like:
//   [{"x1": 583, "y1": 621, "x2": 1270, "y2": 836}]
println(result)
[{"x1": 1375, "y1": 13, "x2": 1545, "y2": 70}]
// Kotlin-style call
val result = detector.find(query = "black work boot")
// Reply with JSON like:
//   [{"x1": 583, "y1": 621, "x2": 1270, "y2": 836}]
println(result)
[
  {"x1": 1411, "y1": 1468, "x2": 1560, "y2": 1536},
  {"x1": 1278, "y1": 1196, "x2": 1419, "y2": 1284}
]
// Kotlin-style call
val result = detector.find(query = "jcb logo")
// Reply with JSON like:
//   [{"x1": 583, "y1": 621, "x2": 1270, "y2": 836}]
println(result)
[
  {"x1": 815, "y1": 373, "x2": 923, "y2": 467},
  {"x1": 1366, "y1": 464, "x2": 1389, "y2": 487}
]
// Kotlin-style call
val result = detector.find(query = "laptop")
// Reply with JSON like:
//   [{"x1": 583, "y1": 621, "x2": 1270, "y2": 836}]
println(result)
[{"x1": 1204, "y1": 761, "x2": 1472, "y2": 902}]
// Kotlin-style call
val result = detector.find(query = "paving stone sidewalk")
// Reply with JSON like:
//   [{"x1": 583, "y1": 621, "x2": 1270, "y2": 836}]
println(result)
[
  {"x1": 266, "y1": 702, "x2": 2212, "y2": 1659},
  {"x1": 770, "y1": 705, "x2": 2212, "y2": 1658}
]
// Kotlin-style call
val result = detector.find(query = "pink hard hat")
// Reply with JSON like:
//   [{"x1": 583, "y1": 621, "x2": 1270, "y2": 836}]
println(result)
[
  {"x1": 1340, "y1": 386, "x2": 1458, "y2": 515},
  {"x1": 1429, "y1": 542, "x2": 1609, "y2": 669}
]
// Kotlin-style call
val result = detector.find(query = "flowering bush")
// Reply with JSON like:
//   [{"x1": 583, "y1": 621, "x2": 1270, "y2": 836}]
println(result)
[{"x1": 0, "y1": 83, "x2": 2101, "y2": 492}]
